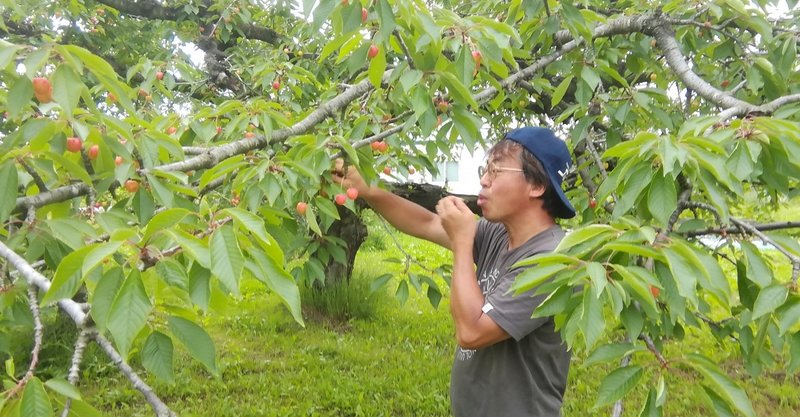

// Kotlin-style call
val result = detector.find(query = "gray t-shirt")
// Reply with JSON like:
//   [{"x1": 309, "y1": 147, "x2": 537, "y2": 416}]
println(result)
[{"x1": 450, "y1": 219, "x2": 570, "y2": 417}]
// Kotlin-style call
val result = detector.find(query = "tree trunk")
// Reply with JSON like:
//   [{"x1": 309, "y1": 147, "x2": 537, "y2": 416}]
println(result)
[{"x1": 324, "y1": 206, "x2": 368, "y2": 285}]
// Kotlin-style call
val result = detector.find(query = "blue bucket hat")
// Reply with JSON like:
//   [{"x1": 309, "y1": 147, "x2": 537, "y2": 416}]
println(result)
[{"x1": 504, "y1": 127, "x2": 576, "y2": 219}]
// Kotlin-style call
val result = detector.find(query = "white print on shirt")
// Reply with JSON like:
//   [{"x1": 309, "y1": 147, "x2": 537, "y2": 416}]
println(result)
[
  {"x1": 477, "y1": 268, "x2": 500, "y2": 295},
  {"x1": 456, "y1": 346, "x2": 475, "y2": 361}
]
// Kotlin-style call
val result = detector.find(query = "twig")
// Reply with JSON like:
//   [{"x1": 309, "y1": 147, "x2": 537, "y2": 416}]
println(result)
[
  {"x1": 729, "y1": 217, "x2": 800, "y2": 285},
  {"x1": 393, "y1": 30, "x2": 415, "y2": 70},
  {"x1": 91, "y1": 332, "x2": 178, "y2": 417},
  {"x1": 376, "y1": 216, "x2": 436, "y2": 275},
  {"x1": 61, "y1": 329, "x2": 91, "y2": 417},
  {"x1": 5, "y1": 286, "x2": 45, "y2": 399},
  {"x1": 17, "y1": 157, "x2": 48, "y2": 191}
]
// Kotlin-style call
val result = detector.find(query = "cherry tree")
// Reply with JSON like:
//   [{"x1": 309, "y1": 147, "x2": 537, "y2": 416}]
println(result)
[{"x1": 1, "y1": 0, "x2": 799, "y2": 416}]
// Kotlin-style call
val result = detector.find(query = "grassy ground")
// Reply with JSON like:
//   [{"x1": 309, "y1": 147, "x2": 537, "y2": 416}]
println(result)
[{"x1": 66, "y1": 214, "x2": 800, "y2": 416}]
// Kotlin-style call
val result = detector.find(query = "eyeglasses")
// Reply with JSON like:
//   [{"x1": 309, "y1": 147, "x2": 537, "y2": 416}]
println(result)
[{"x1": 478, "y1": 163, "x2": 524, "y2": 181}]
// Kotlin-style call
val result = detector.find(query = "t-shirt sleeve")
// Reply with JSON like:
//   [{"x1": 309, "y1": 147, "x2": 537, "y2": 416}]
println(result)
[{"x1": 484, "y1": 268, "x2": 551, "y2": 341}]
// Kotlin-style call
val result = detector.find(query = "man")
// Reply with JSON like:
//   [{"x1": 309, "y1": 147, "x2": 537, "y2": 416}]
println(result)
[{"x1": 333, "y1": 126, "x2": 576, "y2": 416}]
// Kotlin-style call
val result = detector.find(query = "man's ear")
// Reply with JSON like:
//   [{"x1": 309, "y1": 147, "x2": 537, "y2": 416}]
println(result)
[{"x1": 528, "y1": 183, "x2": 546, "y2": 199}]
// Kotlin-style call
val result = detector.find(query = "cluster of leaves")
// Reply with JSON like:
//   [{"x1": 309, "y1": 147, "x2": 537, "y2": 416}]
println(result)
[{"x1": 0, "y1": 0, "x2": 799, "y2": 416}]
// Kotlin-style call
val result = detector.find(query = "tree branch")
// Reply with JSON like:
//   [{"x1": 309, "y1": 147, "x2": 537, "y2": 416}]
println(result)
[
  {"x1": 14, "y1": 183, "x2": 91, "y2": 214},
  {"x1": 0, "y1": 240, "x2": 178, "y2": 416},
  {"x1": 145, "y1": 70, "x2": 390, "y2": 174},
  {"x1": 649, "y1": 22, "x2": 752, "y2": 110},
  {"x1": 91, "y1": 332, "x2": 178, "y2": 417},
  {"x1": 5, "y1": 286, "x2": 45, "y2": 399}
]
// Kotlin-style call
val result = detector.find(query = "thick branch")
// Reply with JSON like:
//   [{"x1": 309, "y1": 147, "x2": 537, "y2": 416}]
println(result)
[
  {"x1": 649, "y1": 22, "x2": 752, "y2": 110},
  {"x1": 91, "y1": 332, "x2": 178, "y2": 417},
  {"x1": 146, "y1": 71, "x2": 389, "y2": 174},
  {"x1": 683, "y1": 221, "x2": 800, "y2": 237},
  {"x1": 14, "y1": 183, "x2": 91, "y2": 214}
]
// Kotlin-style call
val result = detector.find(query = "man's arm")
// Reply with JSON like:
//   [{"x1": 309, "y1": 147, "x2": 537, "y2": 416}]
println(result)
[
  {"x1": 332, "y1": 161, "x2": 451, "y2": 248},
  {"x1": 437, "y1": 197, "x2": 511, "y2": 349}
]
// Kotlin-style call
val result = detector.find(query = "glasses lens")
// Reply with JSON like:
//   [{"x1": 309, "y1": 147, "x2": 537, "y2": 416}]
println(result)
[{"x1": 478, "y1": 165, "x2": 485, "y2": 178}]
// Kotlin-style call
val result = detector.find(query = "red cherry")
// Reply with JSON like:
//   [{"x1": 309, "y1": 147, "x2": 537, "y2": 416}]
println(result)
[
  {"x1": 32, "y1": 77, "x2": 53, "y2": 103},
  {"x1": 589, "y1": 198, "x2": 597, "y2": 209},
  {"x1": 216, "y1": 126, "x2": 223, "y2": 135},
  {"x1": 346, "y1": 187, "x2": 359, "y2": 200},
  {"x1": 272, "y1": 81, "x2": 281, "y2": 90},
  {"x1": 471, "y1": 50, "x2": 482, "y2": 68},
  {"x1": 370, "y1": 141, "x2": 381, "y2": 151},
  {"x1": 367, "y1": 44, "x2": 379, "y2": 59},
  {"x1": 377, "y1": 142, "x2": 388, "y2": 152},
  {"x1": 166, "y1": 126, "x2": 177, "y2": 134},
  {"x1": 155, "y1": 71, "x2": 164, "y2": 80},
  {"x1": 245, "y1": 131, "x2": 256, "y2": 139},
  {"x1": 66, "y1": 137, "x2": 82, "y2": 153},
  {"x1": 88, "y1": 144, "x2": 100, "y2": 160},
  {"x1": 383, "y1": 166, "x2": 392, "y2": 175},
  {"x1": 124, "y1": 180, "x2": 139, "y2": 193},
  {"x1": 114, "y1": 156, "x2": 123, "y2": 166},
  {"x1": 296, "y1": 202, "x2": 308, "y2": 215},
  {"x1": 334, "y1": 194, "x2": 347, "y2": 205},
  {"x1": 650, "y1": 286, "x2": 661, "y2": 298},
  {"x1": 361, "y1": 8, "x2": 368, "y2": 23},
  {"x1": 437, "y1": 100, "x2": 450, "y2": 113}
]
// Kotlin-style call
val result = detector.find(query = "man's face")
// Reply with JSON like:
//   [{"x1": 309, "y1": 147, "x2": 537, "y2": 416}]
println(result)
[{"x1": 477, "y1": 149, "x2": 542, "y2": 222}]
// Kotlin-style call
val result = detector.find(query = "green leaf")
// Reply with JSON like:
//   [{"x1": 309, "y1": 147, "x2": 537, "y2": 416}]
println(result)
[
  {"x1": 141, "y1": 208, "x2": 192, "y2": 243},
  {"x1": 593, "y1": 365, "x2": 644, "y2": 408},
  {"x1": 8, "y1": 76, "x2": 33, "y2": 119},
  {"x1": 751, "y1": 284, "x2": 788, "y2": 319},
  {"x1": 776, "y1": 297, "x2": 800, "y2": 335},
  {"x1": 368, "y1": 44, "x2": 387, "y2": 88},
  {"x1": 107, "y1": 270, "x2": 152, "y2": 359},
  {"x1": 41, "y1": 245, "x2": 95, "y2": 304},
  {"x1": 703, "y1": 386, "x2": 736, "y2": 417},
  {"x1": 167, "y1": 316, "x2": 218, "y2": 376},
  {"x1": 584, "y1": 342, "x2": 643, "y2": 367},
  {"x1": 581, "y1": 285, "x2": 605, "y2": 349},
  {"x1": 741, "y1": 241, "x2": 772, "y2": 287},
  {"x1": 736, "y1": 260, "x2": 759, "y2": 310},
  {"x1": 555, "y1": 225, "x2": 615, "y2": 252},
  {"x1": 375, "y1": 0, "x2": 397, "y2": 41},
  {"x1": 586, "y1": 262, "x2": 607, "y2": 298},
  {"x1": 511, "y1": 263, "x2": 569, "y2": 294},
  {"x1": 169, "y1": 230, "x2": 210, "y2": 269},
  {"x1": 580, "y1": 66, "x2": 601, "y2": 91},
  {"x1": 370, "y1": 273, "x2": 394, "y2": 293},
  {"x1": 646, "y1": 173, "x2": 677, "y2": 226},
  {"x1": 663, "y1": 246, "x2": 699, "y2": 306},
  {"x1": 210, "y1": 224, "x2": 244, "y2": 295},
  {"x1": 83, "y1": 240, "x2": 124, "y2": 277},
  {"x1": 0, "y1": 161, "x2": 19, "y2": 224},
  {"x1": 247, "y1": 248, "x2": 304, "y2": 327},
  {"x1": 789, "y1": 331, "x2": 800, "y2": 374},
  {"x1": 90, "y1": 267, "x2": 124, "y2": 332},
  {"x1": 551, "y1": 75, "x2": 574, "y2": 108},
  {"x1": 44, "y1": 378, "x2": 82, "y2": 400},
  {"x1": 142, "y1": 331, "x2": 174, "y2": 383},
  {"x1": 21, "y1": 377, "x2": 53, "y2": 417},
  {"x1": 685, "y1": 354, "x2": 755, "y2": 417},
  {"x1": 51, "y1": 64, "x2": 83, "y2": 118}
]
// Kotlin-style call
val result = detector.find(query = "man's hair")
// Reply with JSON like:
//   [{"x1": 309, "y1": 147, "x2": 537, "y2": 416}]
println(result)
[{"x1": 487, "y1": 139, "x2": 561, "y2": 219}]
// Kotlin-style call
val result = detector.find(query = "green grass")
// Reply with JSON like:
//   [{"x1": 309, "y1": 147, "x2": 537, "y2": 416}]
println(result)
[{"x1": 52, "y1": 230, "x2": 800, "y2": 416}]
